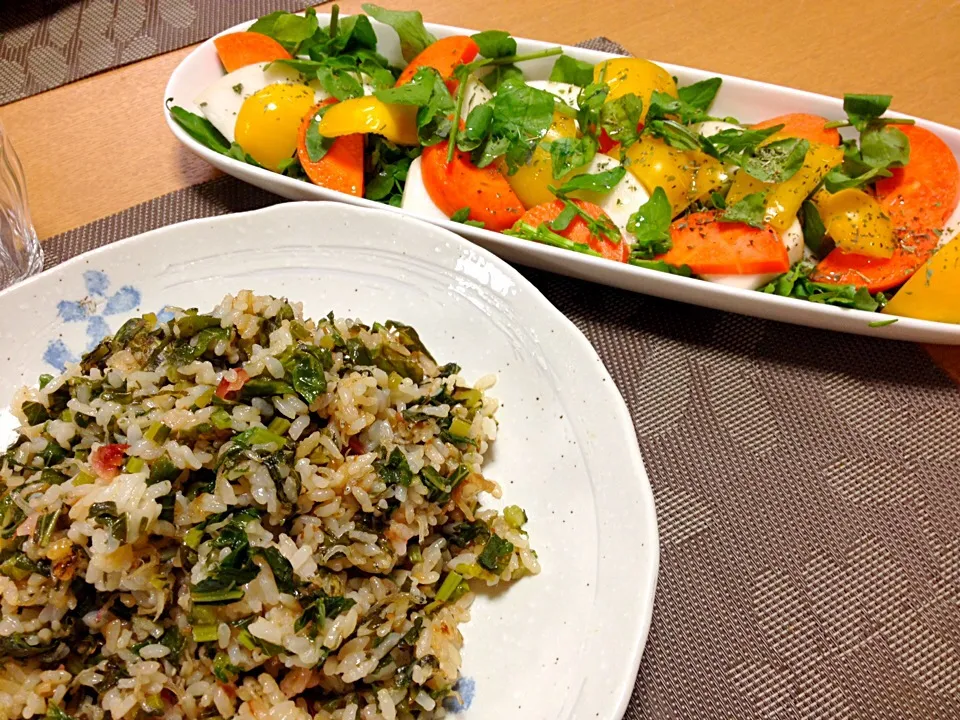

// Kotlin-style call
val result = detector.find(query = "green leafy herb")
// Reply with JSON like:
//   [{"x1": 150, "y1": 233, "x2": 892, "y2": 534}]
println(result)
[
  {"x1": 448, "y1": 45, "x2": 563, "y2": 164},
  {"x1": 375, "y1": 447, "x2": 413, "y2": 487},
  {"x1": 548, "y1": 55, "x2": 594, "y2": 87},
  {"x1": 721, "y1": 191, "x2": 768, "y2": 229},
  {"x1": 450, "y1": 207, "x2": 471, "y2": 223},
  {"x1": 45, "y1": 703, "x2": 76, "y2": 720},
  {"x1": 479, "y1": 64, "x2": 525, "y2": 93},
  {"x1": 644, "y1": 118, "x2": 701, "y2": 151},
  {"x1": 799, "y1": 199, "x2": 827, "y2": 255},
  {"x1": 420, "y1": 464, "x2": 470, "y2": 503},
  {"x1": 169, "y1": 325, "x2": 231, "y2": 366},
  {"x1": 0, "y1": 633, "x2": 61, "y2": 659},
  {"x1": 761, "y1": 263, "x2": 887, "y2": 312},
  {"x1": 466, "y1": 81, "x2": 556, "y2": 172},
  {"x1": 547, "y1": 136, "x2": 597, "y2": 179},
  {"x1": 20, "y1": 401, "x2": 49, "y2": 426},
  {"x1": 832, "y1": 93, "x2": 893, "y2": 132},
  {"x1": 821, "y1": 93, "x2": 913, "y2": 191},
  {"x1": 0, "y1": 493, "x2": 25, "y2": 539},
  {"x1": 213, "y1": 652, "x2": 242, "y2": 683},
  {"x1": 860, "y1": 125, "x2": 910, "y2": 169},
  {"x1": 599, "y1": 93, "x2": 643, "y2": 148},
  {"x1": 321, "y1": 63, "x2": 366, "y2": 100},
  {"x1": 175, "y1": 312, "x2": 221, "y2": 338},
  {"x1": 471, "y1": 30, "x2": 516, "y2": 58},
  {"x1": 446, "y1": 520, "x2": 491, "y2": 547},
  {"x1": 295, "y1": 592, "x2": 357, "y2": 638},
  {"x1": 454, "y1": 102, "x2": 491, "y2": 154},
  {"x1": 645, "y1": 77, "x2": 722, "y2": 125},
  {"x1": 365, "y1": 137, "x2": 421, "y2": 206},
  {"x1": 742, "y1": 137, "x2": 810, "y2": 183},
  {"x1": 677, "y1": 77, "x2": 722, "y2": 115},
  {"x1": 504, "y1": 222, "x2": 602, "y2": 256},
  {"x1": 375, "y1": 66, "x2": 432, "y2": 104},
  {"x1": 361, "y1": 4, "x2": 437, "y2": 62},
  {"x1": 550, "y1": 202, "x2": 578, "y2": 232},
  {"x1": 289, "y1": 345, "x2": 328, "y2": 404},
  {"x1": 627, "y1": 258, "x2": 694, "y2": 276},
  {"x1": 235, "y1": 378, "x2": 294, "y2": 400},
  {"x1": 868, "y1": 318, "x2": 898, "y2": 327},
  {"x1": 33, "y1": 507, "x2": 62, "y2": 547},
  {"x1": 132, "y1": 626, "x2": 185, "y2": 663},
  {"x1": 166, "y1": 103, "x2": 230, "y2": 155},
  {"x1": 88, "y1": 502, "x2": 127, "y2": 542},
  {"x1": 555, "y1": 166, "x2": 625, "y2": 195},
  {"x1": 477, "y1": 534, "x2": 514, "y2": 573},
  {"x1": 698, "y1": 125, "x2": 781, "y2": 164},
  {"x1": 249, "y1": 8, "x2": 319, "y2": 54},
  {"x1": 304, "y1": 109, "x2": 334, "y2": 163},
  {"x1": 545, "y1": 191, "x2": 621, "y2": 243},
  {"x1": 0, "y1": 552, "x2": 48, "y2": 581},
  {"x1": 149, "y1": 455, "x2": 180, "y2": 485},
  {"x1": 822, "y1": 167, "x2": 884, "y2": 193},
  {"x1": 626, "y1": 187, "x2": 673, "y2": 259},
  {"x1": 255, "y1": 547, "x2": 297, "y2": 594}
]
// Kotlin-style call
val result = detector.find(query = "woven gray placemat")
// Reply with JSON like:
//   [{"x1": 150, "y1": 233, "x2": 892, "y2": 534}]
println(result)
[
  {"x1": 0, "y1": 0, "x2": 323, "y2": 103},
  {"x1": 40, "y1": 37, "x2": 960, "y2": 720}
]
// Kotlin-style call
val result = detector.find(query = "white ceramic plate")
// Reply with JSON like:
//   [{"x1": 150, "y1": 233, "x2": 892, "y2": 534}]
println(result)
[
  {"x1": 0, "y1": 202, "x2": 657, "y2": 720},
  {"x1": 164, "y1": 13, "x2": 960, "y2": 345}
]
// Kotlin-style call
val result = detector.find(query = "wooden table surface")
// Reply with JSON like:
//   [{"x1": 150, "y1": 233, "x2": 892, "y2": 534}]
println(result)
[{"x1": 2, "y1": 0, "x2": 959, "y2": 377}]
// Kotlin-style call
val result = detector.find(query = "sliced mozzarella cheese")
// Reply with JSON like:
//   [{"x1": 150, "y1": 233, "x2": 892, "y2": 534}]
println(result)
[
  {"x1": 461, "y1": 75, "x2": 493, "y2": 119},
  {"x1": 701, "y1": 217, "x2": 804, "y2": 290},
  {"x1": 195, "y1": 62, "x2": 330, "y2": 142},
  {"x1": 695, "y1": 120, "x2": 741, "y2": 137},
  {"x1": 400, "y1": 157, "x2": 449, "y2": 222},
  {"x1": 568, "y1": 154, "x2": 650, "y2": 239},
  {"x1": 526, "y1": 80, "x2": 580, "y2": 109}
]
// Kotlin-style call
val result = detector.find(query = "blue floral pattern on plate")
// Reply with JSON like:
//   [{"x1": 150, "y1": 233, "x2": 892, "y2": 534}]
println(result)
[
  {"x1": 43, "y1": 270, "x2": 141, "y2": 371},
  {"x1": 446, "y1": 676, "x2": 475, "y2": 713}
]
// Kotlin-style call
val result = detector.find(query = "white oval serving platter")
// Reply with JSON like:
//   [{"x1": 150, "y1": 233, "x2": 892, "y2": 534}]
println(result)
[
  {"x1": 0, "y1": 201, "x2": 658, "y2": 720},
  {"x1": 163, "y1": 12, "x2": 960, "y2": 345}
]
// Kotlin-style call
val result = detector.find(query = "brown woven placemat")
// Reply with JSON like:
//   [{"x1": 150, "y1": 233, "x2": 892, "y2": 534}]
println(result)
[
  {"x1": 39, "y1": 37, "x2": 960, "y2": 720},
  {"x1": 0, "y1": 0, "x2": 324, "y2": 103}
]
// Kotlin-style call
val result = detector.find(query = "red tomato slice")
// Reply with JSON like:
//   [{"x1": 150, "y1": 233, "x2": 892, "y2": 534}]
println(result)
[
  {"x1": 751, "y1": 113, "x2": 841, "y2": 147},
  {"x1": 91, "y1": 443, "x2": 130, "y2": 480},
  {"x1": 516, "y1": 199, "x2": 628, "y2": 262},
  {"x1": 420, "y1": 142, "x2": 524, "y2": 231},
  {"x1": 657, "y1": 211, "x2": 789, "y2": 275},
  {"x1": 396, "y1": 36, "x2": 480, "y2": 91},
  {"x1": 216, "y1": 368, "x2": 249, "y2": 400}
]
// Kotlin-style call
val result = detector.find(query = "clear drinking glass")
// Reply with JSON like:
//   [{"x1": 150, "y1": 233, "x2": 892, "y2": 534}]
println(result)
[{"x1": 0, "y1": 121, "x2": 42, "y2": 289}]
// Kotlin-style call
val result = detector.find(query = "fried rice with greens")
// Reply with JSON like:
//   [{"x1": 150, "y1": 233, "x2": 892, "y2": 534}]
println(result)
[{"x1": 0, "y1": 291, "x2": 537, "y2": 720}]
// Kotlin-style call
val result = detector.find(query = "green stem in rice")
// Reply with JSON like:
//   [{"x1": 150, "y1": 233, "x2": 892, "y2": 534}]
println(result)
[
  {"x1": 210, "y1": 409, "x2": 233, "y2": 430},
  {"x1": 144, "y1": 422, "x2": 172, "y2": 443},
  {"x1": 436, "y1": 571, "x2": 464, "y2": 602},
  {"x1": 191, "y1": 624, "x2": 219, "y2": 642},
  {"x1": 267, "y1": 417, "x2": 292, "y2": 435},
  {"x1": 192, "y1": 587, "x2": 245, "y2": 604},
  {"x1": 124, "y1": 456, "x2": 145, "y2": 474}
]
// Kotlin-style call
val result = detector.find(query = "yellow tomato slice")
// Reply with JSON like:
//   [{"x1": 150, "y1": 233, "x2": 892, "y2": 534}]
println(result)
[
  {"x1": 883, "y1": 240, "x2": 960, "y2": 323},
  {"x1": 814, "y1": 189, "x2": 895, "y2": 258}
]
